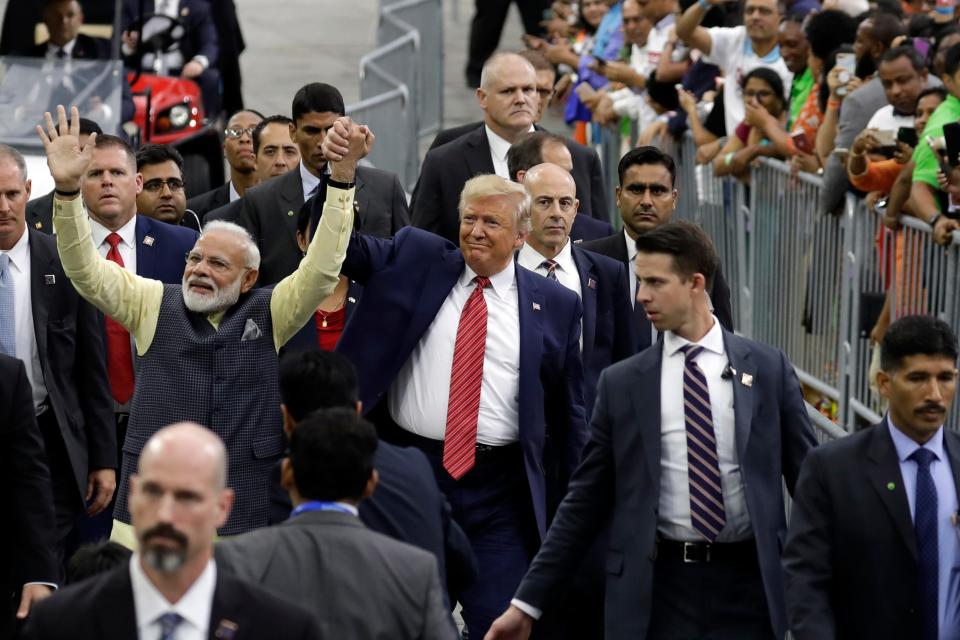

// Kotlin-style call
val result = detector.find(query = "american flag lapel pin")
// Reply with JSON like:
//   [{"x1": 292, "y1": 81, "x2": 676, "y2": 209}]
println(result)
[
  {"x1": 143, "y1": 235, "x2": 155, "y2": 246},
  {"x1": 741, "y1": 373, "x2": 754, "y2": 387},
  {"x1": 213, "y1": 619, "x2": 238, "y2": 639},
  {"x1": 35, "y1": 221, "x2": 42, "y2": 229},
  {"x1": 532, "y1": 302, "x2": 541, "y2": 311},
  {"x1": 587, "y1": 278, "x2": 597, "y2": 289},
  {"x1": 44, "y1": 274, "x2": 56, "y2": 285}
]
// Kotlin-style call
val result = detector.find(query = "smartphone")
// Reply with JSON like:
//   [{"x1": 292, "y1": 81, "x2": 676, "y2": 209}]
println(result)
[
  {"x1": 791, "y1": 130, "x2": 814, "y2": 155},
  {"x1": 944, "y1": 121, "x2": 960, "y2": 167},
  {"x1": 897, "y1": 126, "x2": 918, "y2": 148},
  {"x1": 928, "y1": 135, "x2": 952, "y2": 176}
]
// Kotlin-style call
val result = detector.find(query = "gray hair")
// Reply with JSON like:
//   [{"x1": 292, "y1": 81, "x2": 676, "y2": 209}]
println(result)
[
  {"x1": 458, "y1": 173, "x2": 531, "y2": 232},
  {"x1": 200, "y1": 220, "x2": 261, "y2": 269},
  {"x1": 0, "y1": 144, "x2": 28, "y2": 182},
  {"x1": 479, "y1": 52, "x2": 536, "y2": 91}
]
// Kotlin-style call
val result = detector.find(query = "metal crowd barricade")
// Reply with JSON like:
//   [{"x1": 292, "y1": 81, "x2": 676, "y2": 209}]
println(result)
[{"x1": 377, "y1": 0, "x2": 443, "y2": 138}]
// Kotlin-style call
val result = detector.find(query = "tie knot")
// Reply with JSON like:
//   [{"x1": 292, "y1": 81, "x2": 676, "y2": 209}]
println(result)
[
  {"x1": 541, "y1": 259, "x2": 558, "y2": 271},
  {"x1": 474, "y1": 276, "x2": 491, "y2": 289},
  {"x1": 157, "y1": 611, "x2": 183, "y2": 634},
  {"x1": 680, "y1": 344, "x2": 705, "y2": 361},
  {"x1": 910, "y1": 447, "x2": 937, "y2": 469},
  {"x1": 0, "y1": 253, "x2": 9, "y2": 271},
  {"x1": 106, "y1": 232, "x2": 122, "y2": 250}
]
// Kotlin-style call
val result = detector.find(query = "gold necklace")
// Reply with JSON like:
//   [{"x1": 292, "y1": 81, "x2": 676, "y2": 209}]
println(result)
[{"x1": 317, "y1": 296, "x2": 346, "y2": 328}]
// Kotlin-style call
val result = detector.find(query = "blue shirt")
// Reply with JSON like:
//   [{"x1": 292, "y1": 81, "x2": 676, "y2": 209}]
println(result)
[{"x1": 887, "y1": 418, "x2": 960, "y2": 639}]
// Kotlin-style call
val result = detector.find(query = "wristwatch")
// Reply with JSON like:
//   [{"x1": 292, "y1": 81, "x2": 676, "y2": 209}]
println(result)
[{"x1": 929, "y1": 212, "x2": 941, "y2": 228}]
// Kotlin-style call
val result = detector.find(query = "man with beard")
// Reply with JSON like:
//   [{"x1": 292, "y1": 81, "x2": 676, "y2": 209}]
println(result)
[
  {"x1": 37, "y1": 105, "x2": 360, "y2": 541},
  {"x1": 21, "y1": 423, "x2": 321, "y2": 639}
]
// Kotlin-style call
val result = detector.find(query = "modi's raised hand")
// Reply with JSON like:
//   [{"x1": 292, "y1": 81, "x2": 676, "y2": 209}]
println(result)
[{"x1": 36, "y1": 105, "x2": 97, "y2": 195}]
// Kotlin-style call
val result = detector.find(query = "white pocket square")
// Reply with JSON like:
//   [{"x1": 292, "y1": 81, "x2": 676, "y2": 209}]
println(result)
[{"x1": 241, "y1": 318, "x2": 262, "y2": 342}]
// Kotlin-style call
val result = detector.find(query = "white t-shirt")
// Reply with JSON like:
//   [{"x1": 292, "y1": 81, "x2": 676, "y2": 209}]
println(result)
[
  {"x1": 866, "y1": 104, "x2": 914, "y2": 134},
  {"x1": 610, "y1": 16, "x2": 675, "y2": 128},
  {"x1": 702, "y1": 26, "x2": 793, "y2": 136}
]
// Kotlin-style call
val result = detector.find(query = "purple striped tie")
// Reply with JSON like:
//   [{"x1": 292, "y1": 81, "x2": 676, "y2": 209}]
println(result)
[{"x1": 680, "y1": 344, "x2": 726, "y2": 541}]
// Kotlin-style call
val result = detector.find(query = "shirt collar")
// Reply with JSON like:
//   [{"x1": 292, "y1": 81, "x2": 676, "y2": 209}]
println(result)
[
  {"x1": 624, "y1": 228, "x2": 636, "y2": 261},
  {"x1": 663, "y1": 315, "x2": 725, "y2": 359},
  {"x1": 484, "y1": 125, "x2": 534, "y2": 162},
  {"x1": 655, "y1": 13, "x2": 675, "y2": 30},
  {"x1": 47, "y1": 39, "x2": 77, "y2": 57},
  {"x1": 299, "y1": 161, "x2": 325, "y2": 198},
  {"x1": 460, "y1": 259, "x2": 516, "y2": 301},
  {"x1": 516, "y1": 239, "x2": 575, "y2": 274},
  {"x1": 228, "y1": 181, "x2": 241, "y2": 203},
  {"x1": 0, "y1": 226, "x2": 30, "y2": 272},
  {"x1": 89, "y1": 214, "x2": 137, "y2": 251},
  {"x1": 887, "y1": 415, "x2": 945, "y2": 464},
  {"x1": 129, "y1": 554, "x2": 216, "y2": 634}
]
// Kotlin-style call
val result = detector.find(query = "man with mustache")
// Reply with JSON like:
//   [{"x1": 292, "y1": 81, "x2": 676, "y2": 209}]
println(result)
[
  {"x1": 21, "y1": 422, "x2": 321, "y2": 639},
  {"x1": 784, "y1": 315, "x2": 960, "y2": 640},
  {"x1": 581, "y1": 146, "x2": 733, "y2": 351},
  {"x1": 36, "y1": 105, "x2": 359, "y2": 541}
]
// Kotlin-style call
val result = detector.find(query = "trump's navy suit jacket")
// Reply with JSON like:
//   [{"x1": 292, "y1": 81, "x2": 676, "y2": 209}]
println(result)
[
  {"x1": 335, "y1": 227, "x2": 588, "y2": 537},
  {"x1": 569, "y1": 245, "x2": 635, "y2": 416},
  {"x1": 513, "y1": 329, "x2": 816, "y2": 638}
]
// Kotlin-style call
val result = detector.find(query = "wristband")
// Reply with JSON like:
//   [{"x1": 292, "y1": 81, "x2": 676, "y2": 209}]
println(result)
[
  {"x1": 724, "y1": 151, "x2": 735, "y2": 166},
  {"x1": 327, "y1": 178, "x2": 356, "y2": 190},
  {"x1": 54, "y1": 187, "x2": 81, "y2": 197},
  {"x1": 929, "y1": 212, "x2": 942, "y2": 227},
  {"x1": 698, "y1": 0, "x2": 710, "y2": 8},
  {"x1": 827, "y1": 98, "x2": 841, "y2": 111}
]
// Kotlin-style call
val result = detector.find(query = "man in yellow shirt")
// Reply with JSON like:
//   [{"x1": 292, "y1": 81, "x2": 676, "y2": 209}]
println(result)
[{"x1": 37, "y1": 106, "x2": 366, "y2": 540}]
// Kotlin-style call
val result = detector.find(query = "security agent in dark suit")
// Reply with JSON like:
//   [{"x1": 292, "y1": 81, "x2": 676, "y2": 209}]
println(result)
[
  {"x1": 25, "y1": 0, "x2": 110, "y2": 60},
  {"x1": 237, "y1": 84, "x2": 409, "y2": 285},
  {"x1": 21, "y1": 423, "x2": 321, "y2": 640},
  {"x1": 411, "y1": 52, "x2": 543, "y2": 244},
  {"x1": 186, "y1": 109, "x2": 265, "y2": 221},
  {"x1": 487, "y1": 221, "x2": 816, "y2": 640},
  {"x1": 25, "y1": 117, "x2": 102, "y2": 235},
  {"x1": 0, "y1": 146, "x2": 116, "y2": 578},
  {"x1": 0, "y1": 355, "x2": 57, "y2": 635},
  {"x1": 432, "y1": 50, "x2": 608, "y2": 225},
  {"x1": 507, "y1": 131, "x2": 614, "y2": 244},
  {"x1": 218, "y1": 408, "x2": 458, "y2": 640},
  {"x1": 784, "y1": 315, "x2": 960, "y2": 640},
  {"x1": 135, "y1": 143, "x2": 201, "y2": 232},
  {"x1": 324, "y1": 127, "x2": 587, "y2": 636},
  {"x1": 205, "y1": 114, "x2": 302, "y2": 225},
  {"x1": 266, "y1": 351, "x2": 477, "y2": 598},
  {"x1": 581, "y1": 146, "x2": 734, "y2": 350}
]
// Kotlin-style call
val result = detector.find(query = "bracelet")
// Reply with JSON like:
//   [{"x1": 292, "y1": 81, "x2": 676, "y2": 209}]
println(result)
[
  {"x1": 929, "y1": 212, "x2": 942, "y2": 227},
  {"x1": 827, "y1": 98, "x2": 841, "y2": 111},
  {"x1": 54, "y1": 187, "x2": 81, "y2": 197},
  {"x1": 327, "y1": 178, "x2": 356, "y2": 190},
  {"x1": 724, "y1": 151, "x2": 735, "y2": 166}
]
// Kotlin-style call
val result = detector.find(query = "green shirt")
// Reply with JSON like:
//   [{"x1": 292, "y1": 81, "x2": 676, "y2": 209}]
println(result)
[
  {"x1": 788, "y1": 68, "x2": 813, "y2": 130},
  {"x1": 912, "y1": 94, "x2": 960, "y2": 201}
]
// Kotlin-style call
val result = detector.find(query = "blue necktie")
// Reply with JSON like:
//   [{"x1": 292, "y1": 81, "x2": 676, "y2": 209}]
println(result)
[
  {"x1": 680, "y1": 344, "x2": 726, "y2": 541},
  {"x1": 911, "y1": 447, "x2": 939, "y2": 640},
  {"x1": 0, "y1": 254, "x2": 15, "y2": 357},
  {"x1": 157, "y1": 612, "x2": 183, "y2": 640}
]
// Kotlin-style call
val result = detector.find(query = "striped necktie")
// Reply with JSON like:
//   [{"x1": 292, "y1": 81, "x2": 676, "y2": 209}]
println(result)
[
  {"x1": 540, "y1": 259, "x2": 558, "y2": 280},
  {"x1": 157, "y1": 612, "x2": 183, "y2": 640},
  {"x1": 680, "y1": 344, "x2": 726, "y2": 541},
  {"x1": 0, "y1": 253, "x2": 14, "y2": 357},
  {"x1": 443, "y1": 276, "x2": 490, "y2": 479}
]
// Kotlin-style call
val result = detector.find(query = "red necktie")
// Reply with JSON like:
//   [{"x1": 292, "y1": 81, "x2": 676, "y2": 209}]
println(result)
[
  {"x1": 105, "y1": 233, "x2": 134, "y2": 404},
  {"x1": 443, "y1": 276, "x2": 490, "y2": 479}
]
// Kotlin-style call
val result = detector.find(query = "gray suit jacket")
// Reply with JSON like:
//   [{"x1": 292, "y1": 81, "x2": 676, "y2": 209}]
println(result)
[
  {"x1": 215, "y1": 510, "x2": 457, "y2": 640},
  {"x1": 513, "y1": 329, "x2": 817, "y2": 639},
  {"x1": 238, "y1": 166, "x2": 410, "y2": 285},
  {"x1": 820, "y1": 75, "x2": 941, "y2": 215}
]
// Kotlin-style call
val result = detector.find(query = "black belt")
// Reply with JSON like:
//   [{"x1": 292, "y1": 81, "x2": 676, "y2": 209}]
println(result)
[
  {"x1": 398, "y1": 429, "x2": 520, "y2": 462},
  {"x1": 656, "y1": 537, "x2": 757, "y2": 564}
]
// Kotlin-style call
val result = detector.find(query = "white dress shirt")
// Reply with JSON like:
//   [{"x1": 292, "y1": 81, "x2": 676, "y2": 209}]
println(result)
[
  {"x1": 517, "y1": 240, "x2": 583, "y2": 350},
  {"x1": 130, "y1": 554, "x2": 215, "y2": 640},
  {"x1": 485, "y1": 125, "x2": 534, "y2": 179},
  {"x1": 90, "y1": 215, "x2": 138, "y2": 275},
  {"x1": 1, "y1": 229, "x2": 48, "y2": 411},
  {"x1": 228, "y1": 181, "x2": 241, "y2": 203},
  {"x1": 389, "y1": 261, "x2": 521, "y2": 445},
  {"x1": 658, "y1": 317, "x2": 751, "y2": 541},
  {"x1": 45, "y1": 39, "x2": 77, "y2": 60},
  {"x1": 300, "y1": 161, "x2": 322, "y2": 202}
]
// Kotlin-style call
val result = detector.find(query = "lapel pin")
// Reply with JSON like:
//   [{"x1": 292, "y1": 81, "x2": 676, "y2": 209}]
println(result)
[
  {"x1": 34, "y1": 221, "x2": 42, "y2": 229},
  {"x1": 587, "y1": 278, "x2": 597, "y2": 289},
  {"x1": 44, "y1": 274, "x2": 56, "y2": 285},
  {"x1": 143, "y1": 235, "x2": 155, "y2": 246},
  {"x1": 741, "y1": 372, "x2": 753, "y2": 387},
  {"x1": 573, "y1": 238, "x2": 583, "y2": 244},
  {"x1": 287, "y1": 210, "x2": 295, "y2": 217},
  {"x1": 532, "y1": 302, "x2": 541, "y2": 311},
  {"x1": 213, "y1": 620, "x2": 238, "y2": 640},
  {"x1": 887, "y1": 482, "x2": 896, "y2": 491},
  {"x1": 348, "y1": 297, "x2": 356, "y2": 303},
  {"x1": 181, "y1": 7, "x2": 191, "y2": 17}
]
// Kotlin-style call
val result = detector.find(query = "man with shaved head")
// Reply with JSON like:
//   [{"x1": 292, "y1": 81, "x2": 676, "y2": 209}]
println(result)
[
  {"x1": 411, "y1": 52, "x2": 541, "y2": 243},
  {"x1": 36, "y1": 105, "x2": 361, "y2": 541},
  {"x1": 518, "y1": 163, "x2": 634, "y2": 416},
  {"x1": 21, "y1": 423, "x2": 320, "y2": 639}
]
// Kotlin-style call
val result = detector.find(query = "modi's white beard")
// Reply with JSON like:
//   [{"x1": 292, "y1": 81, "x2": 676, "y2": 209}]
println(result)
[{"x1": 181, "y1": 273, "x2": 243, "y2": 314}]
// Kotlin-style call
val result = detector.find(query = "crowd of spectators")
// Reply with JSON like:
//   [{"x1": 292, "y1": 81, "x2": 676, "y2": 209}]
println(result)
[{"x1": 3, "y1": 0, "x2": 960, "y2": 639}]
